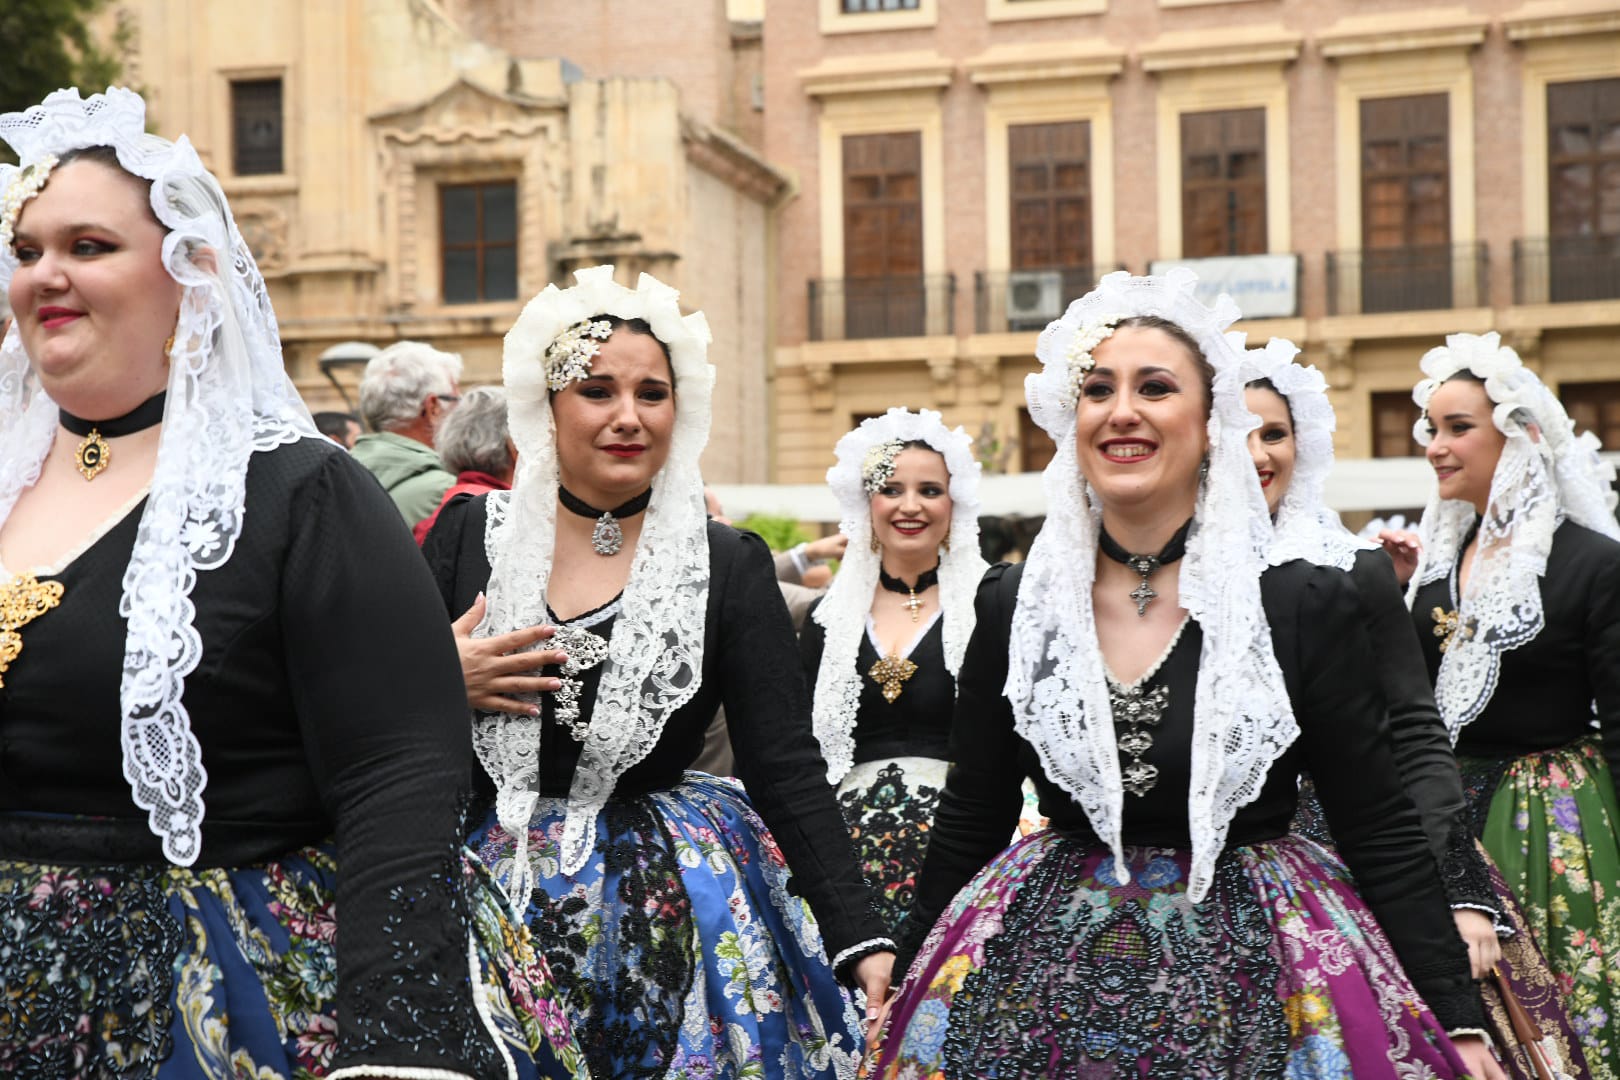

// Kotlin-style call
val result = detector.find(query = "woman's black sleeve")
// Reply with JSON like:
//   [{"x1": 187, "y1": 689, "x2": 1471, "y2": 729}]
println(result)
[
  {"x1": 1351, "y1": 549, "x2": 1495, "y2": 918},
  {"x1": 279, "y1": 451, "x2": 504, "y2": 1077},
  {"x1": 799, "y1": 596, "x2": 827, "y2": 684},
  {"x1": 718, "y1": 531, "x2": 891, "y2": 974},
  {"x1": 1290, "y1": 565, "x2": 1484, "y2": 1033},
  {"x1": 891, "y1": 563, "x2": 1024, "y2": 977},
  {"x1": 1585, "y1": 544, "x2": 1620, "y2": 801}
]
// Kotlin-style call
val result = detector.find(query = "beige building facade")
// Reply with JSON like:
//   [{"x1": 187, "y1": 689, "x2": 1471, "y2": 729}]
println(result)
[
  {"x1": 97, "y1": 0, "x2": 784, "y2": 482},
  {"x1": 764, "y1": 0, "x2": 1620, "y2": 492}
]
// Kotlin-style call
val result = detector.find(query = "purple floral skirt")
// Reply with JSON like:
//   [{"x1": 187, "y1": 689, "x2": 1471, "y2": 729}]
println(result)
[{"x1": 865, "y1": 830, "x2": 1471, "y2": 1079}]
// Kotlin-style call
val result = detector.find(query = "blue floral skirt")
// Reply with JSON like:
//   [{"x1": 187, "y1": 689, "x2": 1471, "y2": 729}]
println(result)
[
  {"x1": 0, "y1": 840, "x2": 586, "y2": 1079},
  {"x1": 471, "y1": 771, "x2": 865, "y2": 1080}
]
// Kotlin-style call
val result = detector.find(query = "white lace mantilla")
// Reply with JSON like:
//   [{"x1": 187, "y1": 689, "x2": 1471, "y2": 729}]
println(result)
[
  {"x1": 1010, "y1": 269, "x2": 1297, "y2": 904},
  {"x1": 1405, "y1": 332, "x2": 1619, "y2": 743},
  {"x1": 0, "y1": 88, "x2": 316, "y2": 864},
  {"x1": 1234, "y1": 334, "x2": 1372, "y2": 571},
  {"x1": 475, "y1": 266, "x2": 714, "y2": 896},
  {"x1": 810, "y1": 407, "x2": 986, "y2": 784}
]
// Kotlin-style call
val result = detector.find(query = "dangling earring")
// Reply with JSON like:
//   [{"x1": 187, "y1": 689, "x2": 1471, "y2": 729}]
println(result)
[
  {"x1": 163, "y1": 331, "x2": 176, "y2": 363},
  {"x1": 940, "y1": 532, "x2": 951, "y2": 553},
  {"x1": 870, "y1": 533, "x2": 881, "y2": 554},
  {"x1": 1198, "y1": 456, "x2": 1210, "y2": 482}
]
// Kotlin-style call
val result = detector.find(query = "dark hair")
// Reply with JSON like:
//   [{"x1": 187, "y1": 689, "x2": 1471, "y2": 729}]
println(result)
[
  {"x1": 313, "y1": 410, "x2": 360, "y2": 440},
  {"x1": 550, "y1": 314, "x2": 675, "y2": 393},
  {"x1": 55, "y1": 145, "x2": 162, "y2": 226},
  {"x1": 1111, "y1": 315, "x2": 1216, "y2": 403},
  {"x1": 1243, "y1": 376, "x2": 1295, "y2": 429}
]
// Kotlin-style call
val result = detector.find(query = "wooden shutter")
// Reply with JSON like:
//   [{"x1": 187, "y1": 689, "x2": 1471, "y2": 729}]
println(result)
[
  {"x1": 1371, "y1": 391, "x2": 1423, "y2": 458},
  {"x1": 1548, "y1": 78, "x2": 1620, "y2": 240},
  {"x1": 1009, "y1": 121, "x2": 1091, "y2": 270},
  {"x1": 1360, "y1": 95, "x2": 1449, "y2": 250},
  {"x1": 1562, "y1": 381, "x2": 1620, "y2": 451},
  {"x1": 843, "y1": 132, "x2": 922, "y2": 279},
  {"x1": 1180, "y1": 108, "x2": 1267, "y2": 258}
]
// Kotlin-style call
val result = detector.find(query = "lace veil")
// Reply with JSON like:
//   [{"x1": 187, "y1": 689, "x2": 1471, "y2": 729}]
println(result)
[
  {"x1": 809, "y1": 407, "x2": 987, "y2": 783},
  {"x1": 1235, "y1": 335, "x2": 1371, "y2": 570},
  {"x1": 1406, "y1": 332, "x2": 1619, "y2": 742},
  {"x1": 480, "y1": 265, "x2": 713, "y2": 892},
  {"x1": 1011, "y1": 268, "x2": 1294, "y2": 903},
  {"x1": 0, "y1": 88, "x2": 316, "y2": 865}
]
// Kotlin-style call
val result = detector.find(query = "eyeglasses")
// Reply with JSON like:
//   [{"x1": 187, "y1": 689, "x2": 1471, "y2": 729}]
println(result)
[{"x1": 435, "y1": 394, "x2": 462, "y2": 405}]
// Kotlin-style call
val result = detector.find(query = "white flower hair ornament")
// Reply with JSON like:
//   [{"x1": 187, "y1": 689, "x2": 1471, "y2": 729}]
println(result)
[
  {"x1": 480, "y1": 265, "x2": 716, "y2": 897},
  {"x1": 1234, "y1": 334, "x2": 1370, "y2": 571},
  {"x1": 1011, "y1": 268, "x2": 1295, "y2": 904},
  {"x1": 0, "y1": 88, "x2": 315, "y2": 866},
  {"x1": 810, "y1": 408, "x2": 986, "y2": 783},
  {"x1": 1405, "y1": 332, "x2": 1619, "y2": 743}
]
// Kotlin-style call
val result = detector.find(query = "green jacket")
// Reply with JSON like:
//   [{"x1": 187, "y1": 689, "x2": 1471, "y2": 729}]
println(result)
[{"x1": 350, "y1": 431, "x2": 455, "y2": 528}]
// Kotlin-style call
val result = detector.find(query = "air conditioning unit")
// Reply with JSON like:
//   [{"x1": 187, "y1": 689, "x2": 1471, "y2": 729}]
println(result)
[{"x1": 1005, "y1": 270, "x2": 1065, "y2": 325}]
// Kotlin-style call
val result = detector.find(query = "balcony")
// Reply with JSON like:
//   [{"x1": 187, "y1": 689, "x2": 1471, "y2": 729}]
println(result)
[
  {"x1": 974, "y1": 267, "x2": 1106, "y2": 333},
  {"x1": 1514, "y1": 236, "x2": 1620, "y2": 305},
  {"x1": 807, "y1": 274, "x2": 955, "y2": 341},
  {"x1": 1325, "y1": 243, "x2": 1488, "y2": 316}
]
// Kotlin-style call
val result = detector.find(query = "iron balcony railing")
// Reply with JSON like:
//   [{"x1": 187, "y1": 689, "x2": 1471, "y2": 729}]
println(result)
[
  {"x1": 807, "y1": 274, "x2": 956, "y2": 341},
  {"x1": 1325, "y1": 243, "x2": 1489, "y2": 315},
  {"x1": 974, "y1": 267, "x2": 1109, "y2": 333},
  {"x1": 1513, "y1": 235, "x2": 1620, "y2": 305}
]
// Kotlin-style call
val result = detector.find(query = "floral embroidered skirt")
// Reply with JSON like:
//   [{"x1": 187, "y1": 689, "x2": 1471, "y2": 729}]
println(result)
[
  {"x1": 1462, "y1": 737, "x2": 1620, "y2": 1079},
  {"x1": 471, "y1": 771, "x2": 866, "y2": 1080},
  {"x1": 1293, "y1": 776, "x2": 1591, "y2": 1078},
  {"x1": 0, "y1": 840, "x2": 586, "y2": 1079},
  {"x1": 836, "y1": 756, "x2": 947, "y2": 934},
  {"x1": 864, "y1": 830, "x2": 1471, "y2": 1080}
]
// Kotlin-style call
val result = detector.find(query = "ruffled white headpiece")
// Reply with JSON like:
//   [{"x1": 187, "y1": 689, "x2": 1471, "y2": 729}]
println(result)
[
  {"x1": 0, "y1": 88, "x2": 315, "y2": 865},
  {"x1": 478, "y1": 265, "x2": 713, "y2": 893},
  {"x1": 810, "y1": 408, "x2": 986, "y2": 783},
  {"x1": 1012, "y1": 268, "x2": 1294, "y2": 904},
  {"x1": 1234, "y1": 335, "x2": 1371, "y2": 570},
  {"x1": 1407, "y1": 331, "x2": 1619, "y2": 742}
]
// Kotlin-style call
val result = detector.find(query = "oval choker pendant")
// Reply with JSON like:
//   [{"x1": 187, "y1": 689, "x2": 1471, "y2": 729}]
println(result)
[{"x1": 75, "y1": 430, "x2": 111, "y2": 481}]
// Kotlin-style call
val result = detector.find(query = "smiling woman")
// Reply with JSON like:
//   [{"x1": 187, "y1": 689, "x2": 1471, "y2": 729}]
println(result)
[
  {"x1": 865, "y1": 270, "x2": 1501, "y2": 1080},
  {"x1": 799, "y1": 408, "x2": 986, "y2": 934},
  {"x1": 0, "y1": 87, "x2": 586, "y2": 1079}
]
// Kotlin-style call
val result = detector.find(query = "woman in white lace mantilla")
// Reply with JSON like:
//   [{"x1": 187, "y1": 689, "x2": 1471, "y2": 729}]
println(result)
[
  {"x1": 1401, "y1": 332, "x2": 1620, "y2": 1075},
  {"x1": 421, "y1": 266, "x2": 894, "y2": 1080},
  {"x1": 1241, "y1": 337, "x2": 1589, "y2": 1077},
  {"x1": 0, "y1": 87, "x2": 585, "y2": 1080},
  {"x1": 798, "y1": 408, "x2": 986, "y2": 934},
  {"x1": 863, "y1": 269, "x2": 1500, "y2": 1080}
]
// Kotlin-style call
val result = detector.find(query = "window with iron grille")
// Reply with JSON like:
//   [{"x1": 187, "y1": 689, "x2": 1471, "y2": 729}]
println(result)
[
  {"x1": 231, "y1": 78, "x2": 284, "y2": 176},
  {"x1": 1546, "y1": 79, "x2": 1620, "y2": 302},
  {"x1": 842, "y1": 131, "x2": 924, "y2": 338},
  {"x1": 1181, "y1": 108, "x2": 1266, "y2": 258},
  {"x1": 441, "y1": 181, "x2": 518, "y2": 305}
]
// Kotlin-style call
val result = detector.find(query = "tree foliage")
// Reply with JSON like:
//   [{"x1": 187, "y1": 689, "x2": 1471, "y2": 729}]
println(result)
[{"x1": 0, "y1": 0, "x2": 123, "y2": 159}]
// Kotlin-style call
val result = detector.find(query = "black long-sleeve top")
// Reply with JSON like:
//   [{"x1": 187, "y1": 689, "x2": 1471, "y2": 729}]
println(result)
[
  {"x1": 798, "y1": 600, "x2": 955, "y2": 764},
  {"x1": 895, "y1": 559, "x2": 1483, "y2": 1033},
  {"x1": 1344, "y1": 547, "x2": 1493, "y2": 911},
  {"x1": 1412, "y1": 518, "x2": 1620, "y2": 793},
  {"x1": 0, "y1": 438, "x2": 511, "y2": 1077},
  {"x1": 422, "y1": 494, "x2": 891, "y2": 968}
]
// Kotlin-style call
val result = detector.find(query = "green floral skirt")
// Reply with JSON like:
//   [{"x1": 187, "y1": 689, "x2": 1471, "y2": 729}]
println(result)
[{"x1": 1463, "y1": 737, "x2": 1620, "y2": 1079}]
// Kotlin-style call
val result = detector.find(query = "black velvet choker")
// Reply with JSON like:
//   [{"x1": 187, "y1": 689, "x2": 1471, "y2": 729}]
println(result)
[
  {"x1": 879, "y1": 563, "x2": 939, "y2": 622},
  {"x1": 558, "y1": 485, "x2": 653, "y2": 557},
  {"x1": 58, "y1": 392, "x2": 167, "y2": 482},
  {"x1": 1098, "y1": 519, "x2": 1192, "y2": 617}
]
